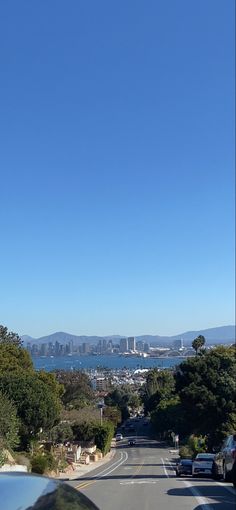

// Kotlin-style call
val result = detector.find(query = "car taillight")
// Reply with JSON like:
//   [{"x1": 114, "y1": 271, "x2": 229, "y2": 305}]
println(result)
[{"x1": 231, "y1": 448, "x2": 236, "y2": 459}]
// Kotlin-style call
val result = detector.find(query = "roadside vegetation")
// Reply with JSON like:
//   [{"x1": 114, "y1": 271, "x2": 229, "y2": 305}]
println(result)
[
  {"x1": 104, "y1": 385, "x2": 141, "y2": 421},
  {"x1": 141, "y1": 338, "x2": 236, "y2": 454},
  {"x1": 0, "y1": 324, "x2": 116, "y2": 474}
]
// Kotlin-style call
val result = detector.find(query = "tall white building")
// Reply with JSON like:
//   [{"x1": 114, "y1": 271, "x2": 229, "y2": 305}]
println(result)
[
  {"x1": 120, "y1": 337, "x2": 128, "y2": 352},
  {"x1": 128, "y1": 337, "x2": 136, "y2": 351}
]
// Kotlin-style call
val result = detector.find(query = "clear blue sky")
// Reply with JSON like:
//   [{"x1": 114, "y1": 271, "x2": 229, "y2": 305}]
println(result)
[{"x1": 0, "y1": 1, "x2": 235, "y2": 338}]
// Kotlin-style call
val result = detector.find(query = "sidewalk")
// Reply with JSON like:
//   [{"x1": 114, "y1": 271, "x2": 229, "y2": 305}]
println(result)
[{"x1": 57, "y1": 447, "x2": 116, "y2": 481}]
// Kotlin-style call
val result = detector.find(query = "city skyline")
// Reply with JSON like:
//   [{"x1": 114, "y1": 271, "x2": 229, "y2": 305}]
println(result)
[
  {"x1": 1, "y1": 1, "x2": 235, "y2": 338},
  {"x1": 21, "y1": 324, "x2": 235, "y2": 346}
]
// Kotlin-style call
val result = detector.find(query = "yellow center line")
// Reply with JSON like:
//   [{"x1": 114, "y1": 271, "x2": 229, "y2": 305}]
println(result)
[
  {"x1": 75, "y1": 458, "x2": 143, "y2": 491},
  {"x1": 75, "y1": 479, "x2": 97, "y2": 490},
  {"x1": 132, "y1": 462, "x2": 143, "y2": 478}
]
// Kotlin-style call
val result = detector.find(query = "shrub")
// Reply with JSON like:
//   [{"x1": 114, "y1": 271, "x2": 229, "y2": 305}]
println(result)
[
  {"x1": 31, "y1": 452, "x2": 58, "y2": 474},
  {"x1": 179, "y1": 435, "x2": 207, "y2": 460},
  {"x1": 44, "y1": 451, "x2": 58, "y2": 472},
  {"x1": 31, "y1": 454, "x2": 48, "y2": 474},
  {"x1": 94, "y1": 422, "x2": 114, "y2": 455},
  {"x1": 179, "y1": 445, "x2": 193, "y2": 459},
  {"x1": 188, "y1": 434, "x2": 207, "y2": 456}
]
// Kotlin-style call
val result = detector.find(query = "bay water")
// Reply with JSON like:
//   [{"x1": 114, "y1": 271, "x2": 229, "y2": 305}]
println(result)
[{"x1": 32, "y1": 354, "x2": 186, "y2": 372}]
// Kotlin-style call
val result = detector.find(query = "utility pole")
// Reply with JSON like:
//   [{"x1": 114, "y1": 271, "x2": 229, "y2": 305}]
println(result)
[{"x1": 98, "y1": 401, "x2": 105, "y2": 426}]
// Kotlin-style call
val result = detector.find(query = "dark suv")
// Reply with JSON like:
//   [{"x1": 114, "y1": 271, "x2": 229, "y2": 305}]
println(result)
[
  {"x1": 175, "y1": 459, "x2": 193, "y2": 477},
  {"x1": 212, "y1": 434, "x2": 236, "y2": 485}
]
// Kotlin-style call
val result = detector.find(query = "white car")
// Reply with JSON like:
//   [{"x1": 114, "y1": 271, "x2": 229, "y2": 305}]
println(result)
[
  {"x1": 115, "y1": 433, "x2": 123, "y2": 442},
  {"x1": 192, "y1": 453, "x2": 215, "y2": 477}
]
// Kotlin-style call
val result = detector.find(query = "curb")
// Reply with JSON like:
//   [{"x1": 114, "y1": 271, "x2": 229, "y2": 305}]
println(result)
[{"x1": 57, "y1": 448, "x2": 116, "y2": 481}]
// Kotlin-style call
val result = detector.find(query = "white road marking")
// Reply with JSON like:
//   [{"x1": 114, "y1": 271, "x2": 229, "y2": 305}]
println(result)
[
  {"x1": 183, "y1": 481, "x2": 213, "y2": 510},
  {"x1": 100, "y1": 451, "x2": 129, "y2": 478},
  {"x1": 165, "y1": 459, "x2": 176, "y2": 473},
  {"x1": 161, "y1": 457, "x2": 169, "y2": 478},
  {"x1": 123, "y1": 467, "x2": 133, "y2": 470},
  {"x1": 87, "y1": 452, "x2": 126, "y2": 479}
]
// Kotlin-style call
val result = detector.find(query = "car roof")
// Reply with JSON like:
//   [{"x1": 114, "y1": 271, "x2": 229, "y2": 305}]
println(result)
[{"x1": 180, "y1": 459, "x2": 192, "y2": 463}]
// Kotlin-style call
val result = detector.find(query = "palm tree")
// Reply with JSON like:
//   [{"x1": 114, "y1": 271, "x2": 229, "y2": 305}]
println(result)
[{"x1": 192, "y1": 335, "x2": 206, "y2": 355}]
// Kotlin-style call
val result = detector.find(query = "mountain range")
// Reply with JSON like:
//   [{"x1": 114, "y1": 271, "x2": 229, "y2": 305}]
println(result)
[{"x1": 21, "y1": 325, "x2": 235, "y2": 347}]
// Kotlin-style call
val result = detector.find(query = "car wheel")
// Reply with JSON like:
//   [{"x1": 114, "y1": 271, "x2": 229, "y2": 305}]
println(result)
[
  {"x1": 223, "y1": 463, "x2": 231, "y2": 483},
  {"x1": 212, "y1": 464, "x2": 220, "y2": 480}
]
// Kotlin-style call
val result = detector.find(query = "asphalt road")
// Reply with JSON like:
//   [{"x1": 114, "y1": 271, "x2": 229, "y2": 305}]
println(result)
[{"x1": 69, "y1": 421, "x2": 236, "y2": 510}]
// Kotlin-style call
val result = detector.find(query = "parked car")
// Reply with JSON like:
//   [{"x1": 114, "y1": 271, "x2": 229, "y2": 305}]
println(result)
[
  {"x1": 115, "y1": 433, "x2": 123, "y2": 442},
  {"x1": 175, "y1": 459, "x2": 193, "y2": 477},
  {"x1": 231, "y1": 458, "x2": 236, "y2": 488},
  {"x1": 128, "y1": 439, "x2": 136, "y2": 446},
  {"x1": 192, "y1": 453, "x2": 215, "y2": 477},
  {"x1": 212, "y1": 434, "x2": 236, "y2": 483}
]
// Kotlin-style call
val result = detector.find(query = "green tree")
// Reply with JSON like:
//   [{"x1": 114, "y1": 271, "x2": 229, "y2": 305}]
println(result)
[
  {"x1": 151, "y1": 395, "x2": 188, "y2": 439},
  {"x1": 0, "y1": 325, "x2": 22, "y2": 346},
  {"x1": 103, "y1": 406, "x2": 121, "y2": 427},
  {"x1": 72, "y1": 419, "x2": 114, "y2": 454},
  {"x1": 175, "y1": 345, "x2": 236, "y2": 446},
  {"x1": 0, "y1": 391, "x2": 20, "y2": 450},
  {"x1": 192, "y1": 335, "x2": 206, "y2": 355},
  {"x1": 54, "y1": 370, "x2": 94, "y2": 409},
  {"x1": 38, "y1": 371, "x2": 64, "y2": 401},
  {"x1": 0, "y1": 342, "x2": 33, "y2": 374},
  {"x1": 72, "y1": 421, "x2": 95, "y2": 442},
  {"x1": 50, "y1": 423, "x2": 74, "y2": 444},
  {"x1": 128, "y1": 393, "x2": 141, "y2": 413},
  {"x1": 141, "y1": 369, "x2": 175, "y2": 414},
  {"x1": 0, "y1": 325, "x2": 63, "y2": 449},
  {"x1": 0, "y1": 373, "x2": 61, "y2": 446},
  {"x1": 105, "y1": 386, "x2": 134, "y2": 421}
]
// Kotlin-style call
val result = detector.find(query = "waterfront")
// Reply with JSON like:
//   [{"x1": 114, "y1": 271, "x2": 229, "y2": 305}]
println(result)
[{"x1": 32, "y1": 354, "x2": 186, "y2": 372}]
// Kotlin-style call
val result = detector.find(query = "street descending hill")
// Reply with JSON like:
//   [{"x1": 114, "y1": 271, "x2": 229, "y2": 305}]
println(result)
[{"x1": 21, "y1": 325, "x2": 235, "y2": 347}]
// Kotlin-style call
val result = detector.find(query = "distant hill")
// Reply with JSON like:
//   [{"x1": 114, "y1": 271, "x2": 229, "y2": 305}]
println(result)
[
  {"x1": 21, "y1": 325, "x2": 235, "y2": 347},
  {"x1": 138, "y1": 326, "x2": 235, "y2": 346},
  {"x1": 171, "y1": 325, "x2": 236, "y2": 343},
  {"x1": 21, "y1": 332, "x2": 114, "y2": 346}
]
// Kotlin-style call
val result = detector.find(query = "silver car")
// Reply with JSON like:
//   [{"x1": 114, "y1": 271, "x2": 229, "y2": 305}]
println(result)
[
  {"x1": 192, "y1": 453, "x2": 215, "y2": 477},
  {"x1": 213, "y1": 434, "x2": 236, "y2": 482}
]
